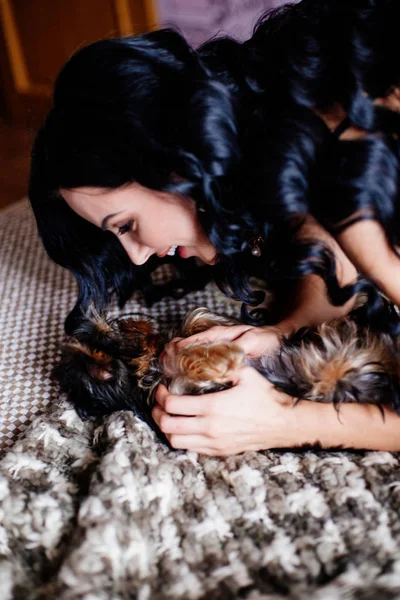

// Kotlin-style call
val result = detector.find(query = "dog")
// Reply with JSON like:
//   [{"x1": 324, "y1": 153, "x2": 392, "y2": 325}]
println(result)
[{"x1": 54, "y1": 307, "x2": 400, "y2": 443}]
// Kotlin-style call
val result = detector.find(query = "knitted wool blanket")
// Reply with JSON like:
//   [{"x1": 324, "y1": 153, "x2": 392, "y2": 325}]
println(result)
[{"x1": 1, "y1": 201, "x2": 400, "y2": 599}]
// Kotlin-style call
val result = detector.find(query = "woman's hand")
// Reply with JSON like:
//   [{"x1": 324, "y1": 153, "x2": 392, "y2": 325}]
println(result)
[
  {"x1": 164, "y1": 323, "x2": 284, "y2": 363},
  {"x1": 152, "y1": 366, "x2": 296, "y2": 456}
]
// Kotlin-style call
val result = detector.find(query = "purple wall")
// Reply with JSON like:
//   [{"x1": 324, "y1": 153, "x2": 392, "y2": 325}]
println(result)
[{"x1": 157, "y1": 0, "x2": 294, "y2": 47}]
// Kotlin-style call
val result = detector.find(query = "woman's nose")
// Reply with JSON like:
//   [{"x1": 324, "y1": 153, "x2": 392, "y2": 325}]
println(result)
[{"x1": 119, "y1": 238, "x2": 150, "y2": 266}]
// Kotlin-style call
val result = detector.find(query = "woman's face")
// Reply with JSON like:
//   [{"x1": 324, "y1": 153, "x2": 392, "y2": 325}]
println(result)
[{"x1": 61, "y1": 183, "x2": 217, "y2": 266}]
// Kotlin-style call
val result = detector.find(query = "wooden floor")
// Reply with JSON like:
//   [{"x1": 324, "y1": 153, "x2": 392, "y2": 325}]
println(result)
[{"x1": 0, "y1": 118, "x2": 37, "y2": 210}]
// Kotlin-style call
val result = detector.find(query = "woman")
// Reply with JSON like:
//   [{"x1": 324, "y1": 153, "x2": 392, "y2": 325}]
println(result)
[{"x1": 29, "y1": 0, "x2": 400, "y2": 455}]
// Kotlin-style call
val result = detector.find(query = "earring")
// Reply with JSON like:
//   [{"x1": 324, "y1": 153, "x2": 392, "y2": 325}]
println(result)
[{"x1": 248, "y1": 235, "x2": 263, "y2": 257}]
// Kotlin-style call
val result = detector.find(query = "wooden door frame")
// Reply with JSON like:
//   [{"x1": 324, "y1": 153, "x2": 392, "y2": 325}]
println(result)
[{"x1": 0, "y1": 0, "x2": 158, "y2": 126}]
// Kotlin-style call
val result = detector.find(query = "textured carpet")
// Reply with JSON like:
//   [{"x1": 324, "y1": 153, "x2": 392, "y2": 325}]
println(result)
[{"x1": 1, "y1": 200, "x2": 400, "y2": 599}]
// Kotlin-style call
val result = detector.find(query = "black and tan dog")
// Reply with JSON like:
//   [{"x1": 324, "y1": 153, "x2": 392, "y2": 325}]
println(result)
[{"x1": 54, "y1": 307, "x2": 400, "y2": 442}]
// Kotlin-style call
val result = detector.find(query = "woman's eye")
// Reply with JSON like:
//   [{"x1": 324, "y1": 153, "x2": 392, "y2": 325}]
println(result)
[{"x1": 117, "y1": 221, "x2": 133, "y2": 236}]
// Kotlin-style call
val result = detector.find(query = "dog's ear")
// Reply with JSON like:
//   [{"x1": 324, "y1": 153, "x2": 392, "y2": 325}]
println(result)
[
  {"x1": 53, "y1": 339, "x2": 125, "y2": 410},
  {"x1": 61, "y1": 340, "x2": 115, "y2": 381}
]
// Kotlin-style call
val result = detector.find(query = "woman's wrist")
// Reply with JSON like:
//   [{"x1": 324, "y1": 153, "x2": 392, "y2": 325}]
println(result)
[{"x1": 280, "y1": 399, "x2": 400, "y2": 451}]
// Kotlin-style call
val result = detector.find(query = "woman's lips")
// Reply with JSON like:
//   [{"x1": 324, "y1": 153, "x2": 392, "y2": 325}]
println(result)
[{"x1": 158, "y1": 246, "x2": 216, "y2": 262}]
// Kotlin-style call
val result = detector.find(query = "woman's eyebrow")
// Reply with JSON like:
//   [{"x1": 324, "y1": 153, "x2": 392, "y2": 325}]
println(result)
[{"x1": 101, "y1": 212, "x2": 123, "y2": 231}]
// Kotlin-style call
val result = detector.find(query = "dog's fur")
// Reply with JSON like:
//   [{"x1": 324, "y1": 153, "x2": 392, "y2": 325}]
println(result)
[{"x1": 54, "y1": 308, "x2": 400, "y2": 441}]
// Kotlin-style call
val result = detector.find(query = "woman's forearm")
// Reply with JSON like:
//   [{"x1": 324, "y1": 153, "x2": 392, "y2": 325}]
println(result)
[
  {"x1": 338, "y1": 219, "x2": 400, "y2": 307},
  {"x1": 273, "y1": 217, "x2": 400, "y2": 451},
  {"x1": 286, "y1": 399, "x2": 400, "y2": 452}
]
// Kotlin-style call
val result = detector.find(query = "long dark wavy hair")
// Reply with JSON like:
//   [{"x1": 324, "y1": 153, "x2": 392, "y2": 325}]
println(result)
[{"x1": 28, "y1": 0, "x2": 400, "y2": 335}]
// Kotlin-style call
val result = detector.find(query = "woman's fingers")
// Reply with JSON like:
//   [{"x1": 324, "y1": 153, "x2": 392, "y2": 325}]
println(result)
[
  {"x1": 155, "y1": 384, "x2": 212, "y2": 416},
  {"x1": 166, "y1": 436, "x2": 212, "y2": 450},
  {"x1": 154, "y1": 411, "x2": 207, "y2": 435},
  {"x1": 152, "y1": 400, "x2": 205, "y2": 434},
  {"x1": 233, "y1": 328, "x2": 281, "y2": 357},
  {"x1": 174, "y1": 325, "x2": 254, "y2": 349},
  {"x1": 163, "y1": 325, "x2": 282, "y2": 365},
  {"x1": 162, "y1": 326, "x2": 254, "y2": 373}
]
